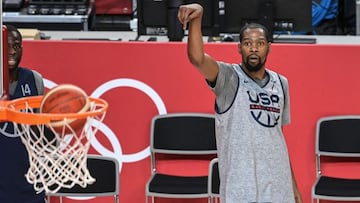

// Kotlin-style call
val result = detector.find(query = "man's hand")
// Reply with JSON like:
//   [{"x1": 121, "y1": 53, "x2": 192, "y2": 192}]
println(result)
[
  {"x1": 0, "y1": 92, "x2": 8, "y2": 101},
  {"x1": 295, "y1": 195, "x2": 303, "y2": 203},
  {"x1": 293, "y1": 184, "x2": 303, "y2": 203},
  {"x1": 177, "y1": 3, "x2": 203, "y2": 30}
]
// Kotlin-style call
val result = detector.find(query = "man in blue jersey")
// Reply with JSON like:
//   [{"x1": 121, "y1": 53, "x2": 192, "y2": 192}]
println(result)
[
  {"x1": 178, "y1": 4, "x2": 303, "y2": 203},
  {"x1": 0, "y1": 24, "x2": 46, "y2": 203}
]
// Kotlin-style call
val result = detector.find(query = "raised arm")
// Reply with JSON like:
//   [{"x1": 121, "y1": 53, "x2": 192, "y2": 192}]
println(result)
[{"x1": 177, "y1": 3, "x2": 219, "y2": 83}]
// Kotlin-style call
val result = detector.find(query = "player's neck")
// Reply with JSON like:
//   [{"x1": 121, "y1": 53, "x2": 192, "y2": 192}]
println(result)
[
  {"x1": 242, "y1": 66, "x2": 266, "y2": 80},
  {"x1": 9, "y1": 68, "x2": 18, "y2": 83},
  {"x1": 250, "y1": 70, "x2": 266, "y2": 80}
]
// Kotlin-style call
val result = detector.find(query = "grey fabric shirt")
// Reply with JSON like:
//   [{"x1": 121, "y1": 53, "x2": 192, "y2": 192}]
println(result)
[{"x1": 209, "y1": 62, "x2": 294, "y2": 203}]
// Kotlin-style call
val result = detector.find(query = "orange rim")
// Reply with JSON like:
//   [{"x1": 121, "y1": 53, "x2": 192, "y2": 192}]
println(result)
[{"x1": 2, "y1": 96, "x2": 108, "y2": 124}]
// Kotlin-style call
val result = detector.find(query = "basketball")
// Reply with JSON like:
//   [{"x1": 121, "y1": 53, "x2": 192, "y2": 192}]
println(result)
[{"x1": 40, "y1": 84, "x2": 90, "y2": 133}]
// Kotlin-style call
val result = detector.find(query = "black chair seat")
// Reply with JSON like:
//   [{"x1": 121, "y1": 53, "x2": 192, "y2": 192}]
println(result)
[
  {"x1": 315, "y1": 176, "x2": 360, "y2": 197},
  {"x1": 149, "y1": 174, "x2": 208, "y2": 194}
]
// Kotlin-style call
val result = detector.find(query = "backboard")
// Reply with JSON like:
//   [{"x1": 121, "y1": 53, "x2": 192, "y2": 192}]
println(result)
[{"x1": 2, "y1": 25, "x2": 9, "y2": 98}]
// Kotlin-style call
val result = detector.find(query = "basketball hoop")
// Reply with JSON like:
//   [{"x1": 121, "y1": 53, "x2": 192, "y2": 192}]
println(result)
[{"x1": 3, "y1": 96, "x2": 108, "y2": 194}]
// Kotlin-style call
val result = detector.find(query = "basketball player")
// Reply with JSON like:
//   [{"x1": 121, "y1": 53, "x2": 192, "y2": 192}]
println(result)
[
  {"x1": 178, "y1": 4, "x2": 303, "y2": 203},
  {"x1": 0, "y1": 25, "x2": 46, "y2": 203}
]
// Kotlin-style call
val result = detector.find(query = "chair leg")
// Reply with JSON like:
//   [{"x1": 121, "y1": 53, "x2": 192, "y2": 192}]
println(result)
[
  {"x1": 312, "y1": 198, "x2": 319, "y2": 203},
  {"x1": 146, "y1": 195, "x2": 154, "y2": 203},
  {"x1": 208, "y1": 196, "x2": 215, "y2": 203}
]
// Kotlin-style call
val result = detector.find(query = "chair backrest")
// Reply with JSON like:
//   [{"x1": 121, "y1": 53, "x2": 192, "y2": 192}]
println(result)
[
  {"x1": 316, "y1": 116, "x2": 360, "y2": 157},
  {"x1": 151, "y1": 113, "x2": 217, "y2": 155},
  {"x1": 47, "y1": 154, "x2": 119, "y2": 202},
  {"x1": 208, "y1": 158, "x2": 220, "y2": 198}
]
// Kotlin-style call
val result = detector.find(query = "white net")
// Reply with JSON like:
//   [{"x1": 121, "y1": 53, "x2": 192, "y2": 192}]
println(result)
[{"x1": 7, "y1": 97, "x2": 107, "y2": 194}]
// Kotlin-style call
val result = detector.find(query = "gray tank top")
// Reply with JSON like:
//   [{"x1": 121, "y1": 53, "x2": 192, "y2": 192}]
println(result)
[{"x1": 209, "y1": 62, "x2": 294, "y2": 203}]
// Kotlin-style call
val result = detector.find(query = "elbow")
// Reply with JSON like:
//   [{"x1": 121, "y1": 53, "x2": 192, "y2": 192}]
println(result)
[{"x1": 188, "y1": 54, "x2": 205, "y2": 68}]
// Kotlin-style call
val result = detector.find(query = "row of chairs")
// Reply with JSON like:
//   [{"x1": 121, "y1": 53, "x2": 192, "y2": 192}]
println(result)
[
  {"x1": 45, "y1": 113, "x2": 219, "y2": 203},
  {"x1": 44, "y1": 113, "x2": 360, "y2": 203},
  {"x1": 146, "y1": 156, "x2": 220, "y2": 203},
  {"x1": 146, "y1": 113, "x2": 360, "y2": 203},
  {"x1": 45, "y1": 113, "x2": 220, "y2": 203}
]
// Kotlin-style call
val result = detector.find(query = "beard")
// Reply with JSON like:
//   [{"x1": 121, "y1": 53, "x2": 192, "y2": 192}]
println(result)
[{"x1": 243, "y1": 55, "x2": 267, "y2": 73}]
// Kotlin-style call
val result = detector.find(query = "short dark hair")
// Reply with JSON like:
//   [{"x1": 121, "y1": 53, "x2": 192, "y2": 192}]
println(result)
[
  {"x1": 239, "y1": 23, "x2": 270, "y2": 42},
  {"x1": 5, "y1": 24, "x2": 22, "y2": 41}
]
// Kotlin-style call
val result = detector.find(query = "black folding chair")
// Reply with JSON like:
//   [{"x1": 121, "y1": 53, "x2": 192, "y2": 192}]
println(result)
[
  {"x1": 145, "y1": 113, "x2": 217, "y2": 203},
  {"x1": 312, "y1": 116, "x2": 360, "y2": 202},
  {"x1": 47, "y1": 154, "x2": 120, "y2": 203}
]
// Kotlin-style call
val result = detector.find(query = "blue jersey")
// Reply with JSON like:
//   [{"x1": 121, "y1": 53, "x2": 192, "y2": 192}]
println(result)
[{"x1": 0, "y1": 67, "x2": 45, "y2": 203}]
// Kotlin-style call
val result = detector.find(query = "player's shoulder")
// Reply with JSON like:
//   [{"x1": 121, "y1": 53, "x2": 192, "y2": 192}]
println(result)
[
  {"x1": 277, "y1": 73, "x2": 288, "y2": 83},
  {"x1": 29, "y1": 69, "x2": 42, "y2": 78},
  {"x1": 31, "y1": 70, "x2": 44, "y2": 94},
  {"x1": 19, "y1": 67, "x2": 45, "y2": 94},
  {"x1": 266, "y1": 69, "x2": 288, "y2": 82},
  {"x1": 277, "y1": 73, "x2": 288, "y2": 86},
  {"x1": 217, "y1": 61, "x2": 239, "y2": 75},
  {"x1": 26, "y1": 68, "x2": 44, "y2": 82},
  {"x1": 217, "y1": 61, "x2": 239, "y2": 68},
  {"x1": 18, "y1": 67, "x2": 43, "y2": 78}
]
